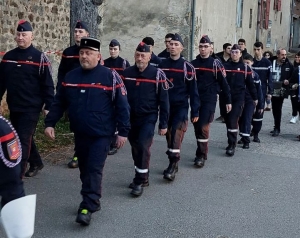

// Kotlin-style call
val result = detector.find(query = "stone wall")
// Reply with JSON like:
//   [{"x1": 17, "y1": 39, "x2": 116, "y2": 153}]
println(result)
[{"x1": 0, "y1": 0, "x2": 71, "y2": 83}]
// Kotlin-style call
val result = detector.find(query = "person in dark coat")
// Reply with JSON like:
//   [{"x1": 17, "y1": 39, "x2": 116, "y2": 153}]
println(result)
[
  {"x1": 0, "y1": 115, "x2": 24, "y2": 208},
  {"x1": 157, "y1": 33, "x2": 174, "y2": 60},
  {"x1": 104, "y1": 39, "x2": 130, "y2": 156},
  {"x1": 269, "y1": 48, "x2": 294, "y2": 136},
  {"x1": 45, "y1": 37, "x2": 130, "y2": 226},
  {"x1": 191, "y1": 35, "x2": 231, "y2": 168},
  {"x1": 238, "y1": 54, "x2": 264, "y2": 149},
  {"x1": 57, "y1": 20, "x2": 90, "y2": 169},
  {"x1": 142, "y1": 37, "x2": 162, "y2": 67},
  {"x1": 251, "y1": 41, "x2": 272, "y2": 142},
  {"x1": 289, "y1": 51, "x2": 300, "y2": 124},
  {"x1": 159, "y1": 33, "x2": 200, "y2": 181},
  {"x1": 238, "y1": 38, "x2": 251, "y2": 59},
  {"x1": 289, "y1": 58, "x2": 300, "y2": 139},
  {"x1": 122, "y1": 42, "x2": 169, "y2": 197},
  {"x1": 223, "y1": 44, "x2": 258, "y2": 156},
  {"x1": 0, "y1": 20, "x2": 54, "y2": 178}
]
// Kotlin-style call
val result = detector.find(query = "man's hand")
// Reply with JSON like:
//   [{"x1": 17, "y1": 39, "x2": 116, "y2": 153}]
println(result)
[
  {"x1": 158, "y1": 128, "x2": 167, "y2": 136},
  {"x1": 191, "y1": 117, "x2": 199, "y2": 123},
  {"x1": 284, "y1": 79, "x2": 289, "y2": 85},
  {"x1": 226, "y1": 104, "x2": 232, "y2": 113},
  {"x1": 45, "y1": 127, "x2": 55, "y2": 140},
  {"x1": 257, "y1": 109, "x2": 264, "y2": 114},
  {"x1": 267, "y1": 94, "x2": 272, "y2": 100},
  {"x1": 254, "y1": 100, "x2": 258, "y2": 106},
  {"x1": 43, "y1": 109, "x2": 49, "y2": 116},
  {"x1": 116, "y1": 135, "x2": 127, "y2": 149},
  {"x1": 292, "y1": 84, "x2": 299, "y2": 90}
]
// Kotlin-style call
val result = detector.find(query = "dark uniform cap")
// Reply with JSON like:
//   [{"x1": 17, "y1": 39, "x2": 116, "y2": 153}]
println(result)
[
  {"x1": 171, "y1": 33, "x2": 184, "y2": 46},
  {"x1": 75, "y1": 20, "x2": 89, "y2": 32},
  {"x1": 199, "y1": 35, "x2": 211, "y2": 44},
  {"x1": 109, "y1": 39, "x2": 120, "y2": 48},
  {"x1": 231, "y1": 44, "x2": 241, "y2": 51},
  {"x1": 17, "y1": 20, "x2": 32, "y2": 32},
  {"x1": 136, "y1": 42, "x2": 150, "y2": 52},
  {"x1": 80, "y1": 37, "x2": 101, "y2": 51}
]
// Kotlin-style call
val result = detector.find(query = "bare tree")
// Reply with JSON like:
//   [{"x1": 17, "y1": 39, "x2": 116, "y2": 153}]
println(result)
[{"x1": 70, "y1": 0, "x2": 104, "y2": 44}]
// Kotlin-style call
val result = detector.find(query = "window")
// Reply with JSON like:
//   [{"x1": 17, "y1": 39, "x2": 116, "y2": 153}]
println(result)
[
  {"x1": 249, "y1": 9, "x2": 253, "y2": 28},
  {"x1": 236, "y1": 0, "x2": 244, "y2": 28}
]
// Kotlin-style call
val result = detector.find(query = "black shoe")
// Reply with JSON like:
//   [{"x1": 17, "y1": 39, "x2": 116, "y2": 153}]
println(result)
[
  {"x1": 226, "y1": 145, "x2": 235, "y2": 156},
  {"x1": 130, "y1": 184, "x2": 143, "y2": 197},
  {"x1": 128, "y1": 180, "x2": 149, "y2": 189},
  {"x1": 108, "y1": 147, "x2": 118, "y2": 155},
  {"x1": 76, "y1": 208, "x2": 92, "y2": 226},
  {"x1": 253, "y1": 135, "x2": 260, "y2": 143},
  {"x1": 237, "y1": 139, "x2": 243, "y2": 144},
  {"x1": 68, "y1": 157, "x2": 78, "y2": 168},
  {"x1": 163, "y1": 162, "x2": 178, "y2": 181},
  {"x1": 24, "y1": 164, "x2": 44, "y2": 177},
  {"x1": 272, "y1": 129, "x2": 280, "y2": 137},
  {"x1": 242, "y1": 143, "x2": 249, "y2": 149},
  {"x1": 194, "y1": 156, "x2": 205, "y2": 168},
  {"x1": 163, "y1": 162, "x2": 178, "y2": 175}
]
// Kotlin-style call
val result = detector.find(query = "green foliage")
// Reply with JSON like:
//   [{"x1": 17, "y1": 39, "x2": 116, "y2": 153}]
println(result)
[{"x1": 34, "y1": 115, "x2": 74, "y2": 154}]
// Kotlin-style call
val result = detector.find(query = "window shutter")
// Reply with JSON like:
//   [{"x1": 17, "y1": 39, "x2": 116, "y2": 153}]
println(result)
[
  {"x1": 265, "y1": 0, "x2": 270, "y2": 29},
  {"x1": 277, "y1": 0, "x2": 281, "y2": 11}
]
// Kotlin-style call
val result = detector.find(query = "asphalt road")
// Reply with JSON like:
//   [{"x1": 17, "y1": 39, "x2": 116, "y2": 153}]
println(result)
[{"x1": 1, "y1": 99, "x2": 300, "y2": 238}]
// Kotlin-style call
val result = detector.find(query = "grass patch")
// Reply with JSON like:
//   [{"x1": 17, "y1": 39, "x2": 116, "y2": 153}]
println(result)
[{"x1": 34, "y1": 114, "x2": 74, "y2": 155}]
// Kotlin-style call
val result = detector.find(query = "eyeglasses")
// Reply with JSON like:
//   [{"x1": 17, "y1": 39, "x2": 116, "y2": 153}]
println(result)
[
  {"x1": 231, "y1": 50, "x2": 240, "y2": 54},
  {"x1": 199, "y1": 45, "x2": 210, "y2": 49}
]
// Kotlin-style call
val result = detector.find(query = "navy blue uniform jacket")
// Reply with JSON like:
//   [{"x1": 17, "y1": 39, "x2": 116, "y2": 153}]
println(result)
[
  {"x1": 224, "y1": 60, "x2": 258, "y2": 102},
  {"x1": 122, "y1": 64, "x2": 169, "y2": 129},
  {"x1": 159, "y1": 57, "x2": 200, "y2": 117},
  {"x1": 252, "y1": 57, "x2": 272, "y2": 95},
  {"x1": 245, "y1": 71, "x2": 264, "y2": 109},
  {"x1": 149, "y1": 52, "x2": 162, "y2": 67},
  {"x1": 57, "y1": 44, "x2": 81, "y2": 90},
  {"x1": 45, "y1": 64, "x2": 131, "y2": 137},
  {"x1": 0, "y1": 45, "x2": 54, "y2": 112},
  {"x1": 104, "y1": 56, "x2": 130, "y2": 76},
  {"x1": 191, "y1": 55, "x2": 231, "y2": 105}
]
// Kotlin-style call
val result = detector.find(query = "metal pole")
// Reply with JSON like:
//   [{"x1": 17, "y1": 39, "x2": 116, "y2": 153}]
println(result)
[{"x1": 189, "y1": 0, "x2": 196, "y2": 61}]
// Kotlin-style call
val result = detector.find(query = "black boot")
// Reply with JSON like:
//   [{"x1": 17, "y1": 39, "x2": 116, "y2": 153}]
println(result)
[
  {"x1": 163, "y1": 162, "x2": 178, "y2": 181},
  {"x1": 253, "y1": 133, "x2": 260, "y2": 143},
  {"x1": 128, "y1": 180, "x2": 149, "y2": 189},
  {"x1": 226, "y1": 145, "x2": 235, "y2": 156},
  {"x1": 194, "y1": 156, "x2": 206, "y2": 168},
  {"x1": 242, "y1": 143, "x2": 249, "y2": 149},
  {"x1": 130, "y1": 184, "x2": 143, "y2": 197}
]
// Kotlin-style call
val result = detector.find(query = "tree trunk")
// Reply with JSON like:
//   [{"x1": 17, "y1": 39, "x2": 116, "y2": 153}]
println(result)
[{"x1": 70, "y1": 0, "x2": 104, "y2": 45}]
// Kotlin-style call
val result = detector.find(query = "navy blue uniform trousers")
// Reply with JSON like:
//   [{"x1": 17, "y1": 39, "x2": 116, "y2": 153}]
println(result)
[
  {"x1": 128, "y1": 122, "x2": 155, "y2": 184},
  {"x1": 0, "y1": 162, "x2": 25, "y2": 207},
  {"x1": 10, "y1": 112, "x2": 42, "y2": 177},
  {"x1": 166, "y1": 107, "x2": 188, "y2": 163},
  {"x1": 239, "y1": 100, "x2": 255, "y2": 143},
  {"x1": 193, "y1": 102, "x2": 215, "y2": 158},
  {"x1": 252, "y1": 87, "x2": 267, "y2": 134},
  {"x1": 75, "y1": 134, "x2": 111, "y2": 213},
  {"x1": 224, "y1": 101, "x2": 244, "y2": 145}
]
